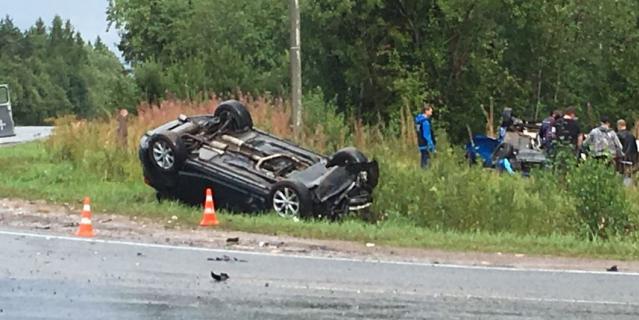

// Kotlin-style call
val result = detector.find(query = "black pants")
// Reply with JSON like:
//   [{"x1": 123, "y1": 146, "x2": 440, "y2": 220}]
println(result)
[{"x1": 420, "y1": 150, "x2": 430, "y2": 168}]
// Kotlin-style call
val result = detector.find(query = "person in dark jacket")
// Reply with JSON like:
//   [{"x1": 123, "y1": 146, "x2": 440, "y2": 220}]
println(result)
[
  {"x1": 553, "y1": 106, "x2": 583, "y2": 157},
  {"x1": 415, "y1": 104, "x2": 436, "y2": 168},
  {"x1": 616, "y1": 119, "x2": 638, "y2": 165},
  {"x1": 539, "y1": 110, "x2": 562, "y2": 149}
]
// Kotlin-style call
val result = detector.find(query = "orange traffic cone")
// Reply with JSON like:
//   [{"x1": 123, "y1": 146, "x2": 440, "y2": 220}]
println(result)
[
  {"x1": 199, "y1": 188, "x2": 219, "y2": 226},
  {"x1": 76, "y1": 197, "x2": 95, "y2": 237}
]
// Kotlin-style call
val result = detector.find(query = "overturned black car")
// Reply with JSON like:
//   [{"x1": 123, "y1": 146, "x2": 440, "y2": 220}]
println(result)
[{"x1": 138, "y1": 100, "x2": 379, "y2": 220}]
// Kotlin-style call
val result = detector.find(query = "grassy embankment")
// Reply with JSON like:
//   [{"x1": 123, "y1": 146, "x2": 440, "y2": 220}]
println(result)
[{"x1": 1, "y1": 93, "x2": 638, "y2": 259}]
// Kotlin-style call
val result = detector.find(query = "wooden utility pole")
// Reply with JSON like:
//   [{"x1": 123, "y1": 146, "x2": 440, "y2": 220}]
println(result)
[{"x1": 289, "y1": 0, "x2": 302, "y2": 138}]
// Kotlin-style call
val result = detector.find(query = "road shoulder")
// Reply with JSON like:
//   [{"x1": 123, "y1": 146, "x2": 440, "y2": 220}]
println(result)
[{"x1": 1, "y1": 197, "x2": 637, "y2": 273}]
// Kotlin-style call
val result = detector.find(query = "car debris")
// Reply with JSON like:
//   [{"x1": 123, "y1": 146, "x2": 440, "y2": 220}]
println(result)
[
  {"x1": 210, "y1": 272, "x2": 230, "y2": 282},
  {"x1": 606, "y1": 265, "x2": 618, "y2": 272},
  {"x1": 207, "y1": 256, "x2": 229, "y2": 262},
  {"x1": 207, "y1": 255, "x2": 247, "y2": 263},
  {"x1": 138, "y1": 100, "x2": 379, "y2": 221},
  {"x1": 466, "y1": 111, "x2": 546, "y2": 175}
]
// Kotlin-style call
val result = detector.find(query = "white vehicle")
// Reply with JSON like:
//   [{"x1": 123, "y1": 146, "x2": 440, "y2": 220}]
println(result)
[{"x1": 0, "y1": 84, "x2": 16, "y2": 138}]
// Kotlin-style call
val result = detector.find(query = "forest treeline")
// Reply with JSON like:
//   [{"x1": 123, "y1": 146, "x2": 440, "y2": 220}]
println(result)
[
  {"x1": 4, "y1": 0, "x2": 639, "y2": 140},
  {"x1": 0, "y1": 16, "x2": 136, "y2": 124}
]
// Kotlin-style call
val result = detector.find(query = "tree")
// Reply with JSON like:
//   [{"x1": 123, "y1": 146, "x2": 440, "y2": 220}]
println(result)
[
  {"x1": 106, "y1": 0, "x2": 639, "y2": 142},
  {"x1": 107, "y1": 0, "x2": 290, "y2": 97},
  {"x1": 0, "y1": 15, "x2": 137, "y2": 124}
]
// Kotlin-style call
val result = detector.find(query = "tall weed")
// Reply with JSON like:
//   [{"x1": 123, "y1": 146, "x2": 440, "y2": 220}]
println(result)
[
  {"x1": 44, "y1": 93, "x2": 639, "y2": 239},
  {"x1": 373, "y1": 132, "x2": 574, "y2": 235},
  {"x1": 301, "y1": 88, "x2": 349, "y2": 153}
]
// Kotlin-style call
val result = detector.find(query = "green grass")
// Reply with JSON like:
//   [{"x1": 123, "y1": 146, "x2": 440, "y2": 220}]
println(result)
[{"x1": 1, "y1": 141, "x2": 639, "y2": 260}]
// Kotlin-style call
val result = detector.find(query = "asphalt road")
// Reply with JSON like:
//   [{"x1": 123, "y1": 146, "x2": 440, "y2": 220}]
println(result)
[
  {"x1": 0, "y1": 126, "x2": 53, "y2": 146},
  {"x1": 0, "y1": 230, "x2": 638, "y2": 320}
]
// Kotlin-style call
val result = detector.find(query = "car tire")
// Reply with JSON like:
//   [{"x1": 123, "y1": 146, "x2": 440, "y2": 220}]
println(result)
[
  {"x1": 146, "y1": 131, "x2": 187, "y2": 174},
  {"x1": 269, "y1": 180, "x2": 313, "y2": 220},
  {"x1": 326, "y1": 147, "x2": 368, "y2": 167},
  {"x1": 214, "y1": 100, "x2": 253, "y2": 131},
  {"x1": 327, "y1": 147, "x2": 379, "y2": 189}
]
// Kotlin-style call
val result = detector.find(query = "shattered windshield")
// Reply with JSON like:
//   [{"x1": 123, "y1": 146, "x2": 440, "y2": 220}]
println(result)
[{"x1": 0, "y1": 87, "x2": 8, "y2": 105}]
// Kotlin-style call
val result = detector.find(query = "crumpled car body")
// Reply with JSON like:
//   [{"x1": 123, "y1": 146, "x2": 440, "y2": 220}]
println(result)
[
  {"x1": 466, "y1": 131, "x2": 546, "y2": 173},
  {"x1": 138, "y1": 100, "x2": 378, "y2": 220}
]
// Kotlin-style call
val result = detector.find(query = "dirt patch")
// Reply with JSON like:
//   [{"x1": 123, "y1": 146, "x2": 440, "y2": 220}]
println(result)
[{"x1": 1, "y1": 197, "x2": 638, "y2": 272}]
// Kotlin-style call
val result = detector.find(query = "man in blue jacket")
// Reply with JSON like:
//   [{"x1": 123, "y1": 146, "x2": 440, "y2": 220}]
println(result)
[{"x1": 415, "y1": 104, "x2": 436, "y2": 168}]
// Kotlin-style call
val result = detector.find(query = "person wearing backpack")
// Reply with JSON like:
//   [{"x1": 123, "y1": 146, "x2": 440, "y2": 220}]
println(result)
[
  {"x1": 414, "y1": 104, "x2": 436, "y2": 168},
  {"x1": 582, "y1": 115, "x2": 624, "y2": 162}
]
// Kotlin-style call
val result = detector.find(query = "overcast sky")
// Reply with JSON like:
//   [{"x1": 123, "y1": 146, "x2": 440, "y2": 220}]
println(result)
[{"x1": 3, "y1": 0, "x2": 122, "y2": 60}]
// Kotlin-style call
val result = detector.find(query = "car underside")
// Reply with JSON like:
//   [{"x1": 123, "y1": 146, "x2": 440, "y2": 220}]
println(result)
[
  {"x1": 466, "y1": 109, "x2": 547, "y2": 174},
  {"x1": 139, "y1": 100, "x2": 379, "y2": 221}
]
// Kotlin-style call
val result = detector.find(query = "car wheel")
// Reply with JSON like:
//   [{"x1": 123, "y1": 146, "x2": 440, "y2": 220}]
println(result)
[
  {"x1": 327, "y1": 147, "x2": 379, "y2": 189},
  {"x1": 147, "y1": 132, "x2": 187, "y2": 174},
  {"x1": 270, "y1": 180, "x2": 313, "y2": 220},
  {"x1": 326, "y1": 147, "x2": 368, "y2": 167},
  {"x1": 214, "y1": 100, "x2": 253, "y2": 131}
]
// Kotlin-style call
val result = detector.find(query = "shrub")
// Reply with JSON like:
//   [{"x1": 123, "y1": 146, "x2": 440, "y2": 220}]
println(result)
[
  {"x1": 566, "y1": 159, "x2": 632, "y2": 239},
  {"x1": 373, "y1": 132, "x2": 575, "y2": 235}
]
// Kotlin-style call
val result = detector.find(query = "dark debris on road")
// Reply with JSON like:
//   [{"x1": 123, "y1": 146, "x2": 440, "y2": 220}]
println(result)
[
  {"x1": 207, "y1": 255, "x2": 247, "y2": 263},
  {"x1": 211, "y1": 272, "x2": 229, "y2": 282}
]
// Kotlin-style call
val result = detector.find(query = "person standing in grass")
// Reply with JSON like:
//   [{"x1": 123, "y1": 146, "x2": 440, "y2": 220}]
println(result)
[
  {"x1": 616, "y1": 119, "x2": 638, "y2": 165},
  {"x1": 554, "y1": 106, "x2": 583, "y2": 151},
  {"x1": 540, "y1": 110, "x2": 562, "y2": 151},
  {"x1": 415, "y1": 104, "x2": 436, "y2": 168},
  {"x1": 551, "y1": 106, "x2": 583, "y2": 160},
  {"x1": 582, "y1": 115, "x2": 624, "y2": 162}
]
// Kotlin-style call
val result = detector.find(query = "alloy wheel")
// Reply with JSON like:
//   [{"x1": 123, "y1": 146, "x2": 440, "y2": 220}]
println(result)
[
  {"x1": 273, "y1": 187, "x2": 300, "y2": 220},
  {"x1": 152, "y1": 141, "x2": 175, "y2": 170}
]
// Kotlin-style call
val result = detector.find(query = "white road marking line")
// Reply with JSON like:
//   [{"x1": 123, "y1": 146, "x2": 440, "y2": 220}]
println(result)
[
  {"x1": 434, "y1": 293, "x2": 639, "y2": 307},
  {"x1": 278, "y1": 283, "x2": 639, "y2": 307},
  {"x1": 1, "y1": 229, "x2": 638, "y2": 277}
]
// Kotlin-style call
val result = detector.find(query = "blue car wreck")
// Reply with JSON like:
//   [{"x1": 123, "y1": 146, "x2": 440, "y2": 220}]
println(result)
[{"x1": 466, "y1": 130, "x2": 547, "y2": 175}]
